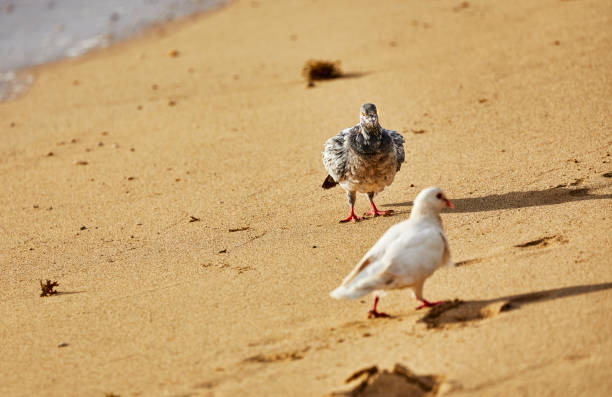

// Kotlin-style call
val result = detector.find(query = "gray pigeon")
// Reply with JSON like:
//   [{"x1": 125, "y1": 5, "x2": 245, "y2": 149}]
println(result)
[{"x1": 322, "y1": 103, "x2": 405, "y2": 223}]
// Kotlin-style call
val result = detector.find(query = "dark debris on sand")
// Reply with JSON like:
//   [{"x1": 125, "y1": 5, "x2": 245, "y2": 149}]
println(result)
[
  {"x1": 302, "y1": 59, "x2": 342, "y2": 84},
  {"x1": 40, "y1": 280, "x2": 59, "y2": 297}
]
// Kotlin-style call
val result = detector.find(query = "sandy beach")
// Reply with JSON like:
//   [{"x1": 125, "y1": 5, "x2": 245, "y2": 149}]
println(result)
[{"x1": 1, "y1": 0, "x2": 611, "y2": 395}]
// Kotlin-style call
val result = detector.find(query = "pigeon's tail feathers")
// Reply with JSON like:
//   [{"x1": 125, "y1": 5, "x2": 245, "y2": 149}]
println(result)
[
  {"x1": 330, "y1": 285, "x2": 369, "y2": 300},
  {"x1": 322, "y1": 174, "x2": 338, "y2": 189}
]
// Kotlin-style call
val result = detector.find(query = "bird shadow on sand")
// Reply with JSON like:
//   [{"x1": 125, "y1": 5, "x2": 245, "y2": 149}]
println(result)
[
  {"x1": 385, "y1": 186, "x2": 612, "y2": 213},
  {"x1": 420, "y1": 282, "x2": 612, "y2": 329}
]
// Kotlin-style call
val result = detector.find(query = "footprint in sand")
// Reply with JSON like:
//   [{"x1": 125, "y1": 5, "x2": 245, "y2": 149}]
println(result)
[
  {"x1": 243, "y1": 347, "x2": 310, "y2": 363},
  {"x1": 418, "y1": 299, "x2": 511, "y2": 329},
  {"x1": 454, "y1": 258, "x2": 482, "y2": 267},
  {"x1": 514, "y1": 235, "x2": 568, "y2": 249},
  {"x1": 418, "y1": 283, "x2": 594, "y2": 329},
  {"x1": 455, "y1": 234, "x2": 570, "y2": 269},
  {"x1": 325, "y1": 363, "x2": 443, "y2": 397}
]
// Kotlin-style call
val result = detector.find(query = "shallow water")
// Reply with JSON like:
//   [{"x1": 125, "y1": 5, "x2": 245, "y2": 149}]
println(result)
[{"x1": 0, "y1": 0, "x2": 223, "y2": 100}]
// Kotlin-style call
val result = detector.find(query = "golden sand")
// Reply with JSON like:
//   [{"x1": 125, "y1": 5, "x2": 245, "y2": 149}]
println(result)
[{"x1": 1, "y1": 0, "x2": 611, "y2": 395}]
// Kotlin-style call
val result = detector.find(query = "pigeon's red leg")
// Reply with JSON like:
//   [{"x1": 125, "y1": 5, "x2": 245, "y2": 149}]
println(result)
[
  {"x1": 365, "y1": 201, "x2": 393, "y2": 217},
  {"x1": 339, "y1": 205, "x2": 362, "y2": 223},
  {"x1": 340, "y1": 191, "x2": 362, "y2": 223},
  {"x1": 416, "y1": 299, "x2": 444, "y2": 310},
  {"x1": 368, "y1": 296, "x2": 391, "y2": 318},
  {"x1": 365, "y1": 193, "x2": 393, "y2": 217}
]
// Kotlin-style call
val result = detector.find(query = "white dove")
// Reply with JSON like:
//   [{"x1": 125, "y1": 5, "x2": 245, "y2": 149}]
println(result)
[{"x1": 330, "y1": 187, "x2": 455, "y2": 318}]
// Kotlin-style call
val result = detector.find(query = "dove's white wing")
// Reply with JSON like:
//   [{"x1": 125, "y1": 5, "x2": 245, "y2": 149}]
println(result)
[
  {"x1": 382, "y1": 224, "x2": 447, "y2": 285},
  {"x1": 338, "y1": 219, "x2": 409, "y2": 286},
  {"x1": 330, "y1": 258, "x2": 392, "y2": 299},
  {"x1": 330, "y1": 220, "x2": 447, "y2": 299}
]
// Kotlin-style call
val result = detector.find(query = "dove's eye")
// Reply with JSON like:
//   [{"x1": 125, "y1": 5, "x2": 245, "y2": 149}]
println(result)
[
  {"x1": 361, "y1": 112, "x2": 366, "y2": 116},
  {"x1": 436, "y1": 193, "x2": 442, "y2": 199}
]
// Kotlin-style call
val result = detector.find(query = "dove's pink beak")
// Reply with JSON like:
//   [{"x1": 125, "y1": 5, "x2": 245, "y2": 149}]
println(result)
[{"x1": 445, "y1": 199, "x2": 454, "y2": 209}]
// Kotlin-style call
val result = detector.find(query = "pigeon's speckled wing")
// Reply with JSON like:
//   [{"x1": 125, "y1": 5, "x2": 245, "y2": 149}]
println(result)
[
  {"x1": 384, "y1": 129, "x2": 405, "y2": 171},
  {"x1": 322, "y1": 127, "x2": 353, "y2": 183}
]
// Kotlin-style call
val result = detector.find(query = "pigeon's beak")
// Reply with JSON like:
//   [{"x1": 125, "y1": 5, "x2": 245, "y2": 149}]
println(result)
[{"x1": 445, "y1": 199, "x2": 454, "y2": 209}]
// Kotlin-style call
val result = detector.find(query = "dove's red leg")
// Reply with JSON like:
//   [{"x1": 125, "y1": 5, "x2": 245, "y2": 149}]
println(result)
[
  {"x1": 340, "y1": 191, "x2": 362, "y2": 223},
  {"x1": 365, "y1": 192, "x2": 393, "y2": 217},
  {"x1": 416, "y1": 299, "x2": 444, "y2": 310},
  {"x1": 368, "y1": 296, "x2": 391, "y2": 318}
]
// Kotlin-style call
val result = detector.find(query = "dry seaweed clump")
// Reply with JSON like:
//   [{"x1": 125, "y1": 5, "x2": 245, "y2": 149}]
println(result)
[
  {"x1": 40, "y1": 279, "x2": 59, "y2": 297},
  {"x1": 302, "y1": 59, "x2": 343, "y2": 83}
]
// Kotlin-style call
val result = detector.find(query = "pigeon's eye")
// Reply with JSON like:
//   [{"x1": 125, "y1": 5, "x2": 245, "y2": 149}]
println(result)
[
  {"x1": 361, "y1": 112, "x2": 366, "y2": 116},
  {"x1": 436, "y1": 193, "x2": 442, "y2": 199}
]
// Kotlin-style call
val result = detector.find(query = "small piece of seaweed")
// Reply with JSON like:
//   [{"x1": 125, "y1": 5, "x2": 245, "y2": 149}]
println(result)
[
  {"x1": 40, "y1": 279, "x2": 59, "y2": 297},
  {"x1": 302, "y1": 59, "x2": 343, "y2": 82}
]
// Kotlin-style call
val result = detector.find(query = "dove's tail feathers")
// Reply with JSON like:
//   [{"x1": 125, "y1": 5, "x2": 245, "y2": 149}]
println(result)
[
  {"x1": 322, "y1": 174, "x2": 338, "y2": 189},
  {"x1": 330, "y1": 285, "x2": 370, "y2": 300}
]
